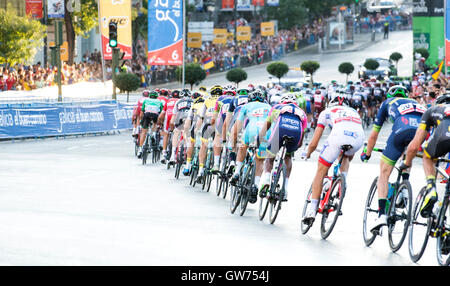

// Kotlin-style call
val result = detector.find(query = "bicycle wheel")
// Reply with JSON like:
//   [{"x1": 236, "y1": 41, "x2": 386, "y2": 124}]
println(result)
[
  {"x1": 203, "y1": 149, "x2": 213, "y2": 192},
  {"x1": 387, "y1": 180, "x2": 412, "y2": 253},
  {"x1": 239, "y1": 161, "x2": 255, "y2": 216},
  {"x1": 269, "y1": 164, "x2": 286, "y2": 225},
  {"x1": 300, "y1": 185, "x2": 314, "y2": 234},
  {"x1": 408, "y1": 187, "x2": 432, "y2": 263},
  {"x1": 215, "y1": 153, "x2": 224, "y2": 197},
  {"x1": 174, "y1": 144, "x2": 184, "y2": 179},
  {"x1": 222, "y1": 175, "x2": 229, "y2": 199},
  {"x1": 320, "y1": 174, "x2": 346, "y2": 239},
  {"x1": 362, "y1": 177, "x2": 379, "y2": 247},
  {"x1": 436, "y1": 197, "x2": 450, "y2": 266},
  {"x1": 230, "y1": 184, "x2": 241, "y2": 214}
]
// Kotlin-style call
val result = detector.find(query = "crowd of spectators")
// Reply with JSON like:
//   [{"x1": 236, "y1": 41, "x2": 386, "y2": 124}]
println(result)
[{"x1": 355, "y1": 10, "x2": 412, "y2": 33}]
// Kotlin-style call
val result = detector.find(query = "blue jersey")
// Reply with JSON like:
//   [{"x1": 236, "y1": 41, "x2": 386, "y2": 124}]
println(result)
[
  {"x1": 228, "y1": 94, "x2": 249, "y2": 114},
  {"x1": 238, "y1": 101, "x2": 271, "y2": 126},
  {"x1": 373, "y1": 97, "x2": 426, "y2": 132}
]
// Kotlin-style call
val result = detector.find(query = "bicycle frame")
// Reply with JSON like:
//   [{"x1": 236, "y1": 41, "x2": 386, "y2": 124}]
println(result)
[{"x1": 318, "y1": 149, "x2": 346, "y2": 214}]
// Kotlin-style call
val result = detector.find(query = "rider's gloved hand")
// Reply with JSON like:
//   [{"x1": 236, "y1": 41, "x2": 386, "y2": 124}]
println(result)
[
  {"x1": 398, "y1": 162, "x2": 410, "y2": 172},
  {"x1": 360, "y1": 152, "x2": 371, "y2": 162}
]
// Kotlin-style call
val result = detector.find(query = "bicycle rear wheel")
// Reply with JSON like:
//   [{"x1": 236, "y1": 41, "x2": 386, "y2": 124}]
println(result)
[
  {"x1": 408, "y1": 187, "x2": 432, "y2": 263},
  {"x1": 363, "y1": 177, "x2": 379, "y2": 247},
  {"x1": 300, "y1": 185, "x2": 313, "y2": 234},
  {"x1": 230, "y1": 184, "x2": 241, "y2": 214},
  {"x1": 387, "y1": 180, "x2": 412, "y2": 253},
  {"x1": 436, "y1": 197, "x2": 450, "y2": 266},
  {"x1": 239, "y1": 162, "x2": 255, "y2": 216},
  {"x1": 269, "y1": 165, "x2": 286, "y2": 224},
  {"x1": 320, "y1": 174, "x2": 346, "y2": 239}
]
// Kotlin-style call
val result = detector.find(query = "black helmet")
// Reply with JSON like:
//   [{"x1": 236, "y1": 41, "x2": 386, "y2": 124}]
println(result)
[
  {"x1": 180, "y1": 89, "x2": 191, "y2": 97},
  {"x1": 248, "y1": 89, "x2": 265, "y2": 102},
  {"x1": 435, "y1": 94, "x2": 450, "y2": 105},
  {"x1": 172, "y1": 90, "x2": 180, "y2": 98}
]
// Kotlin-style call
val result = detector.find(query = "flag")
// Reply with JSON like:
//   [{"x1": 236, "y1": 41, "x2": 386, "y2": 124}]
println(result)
[
  {"x1": 202, "y1": 57, "x2": 214, "y2": 71},
  {"x1": 431, "y1": 60, "x2": 444, "y2": 80}
]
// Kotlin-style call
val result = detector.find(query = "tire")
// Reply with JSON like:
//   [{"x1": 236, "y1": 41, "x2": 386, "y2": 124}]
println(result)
[
  {"x1": 408, "y1": 187, "x2": 432, "y2": 263},
  {"x1": 222, "y1": 178, "x2": 229, "y2": 199},
  {"x1": 239, "y1": 161, "x2": 255, "y2": 216},
  {"x1": 230, "y1": 184, "x2": 241, "y2": 214},
  {"x1": 387, "y1": 180, "x2": 412, "y2": 253},
  {"x1": 436, "y1": 196, "x2": 450, "y2": 266},
  {"x1": 203, "y1": 149, "x2": 213, "y2": 192},
  {"x1": 269, "y1": 164, "x2": 286, "y2": 225},
  {"x1": 363, "y1": 177, "x2": 379, "y2": 247},
  {"x1": 300, "y1": 185, "x2": 314, "y2": 234},
  {"x1": 320, "y1": 174, "x2": 346, "y2": 239}
]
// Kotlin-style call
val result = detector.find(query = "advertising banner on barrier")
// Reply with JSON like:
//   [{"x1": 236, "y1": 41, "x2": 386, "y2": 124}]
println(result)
[
  {"x1": 99, "y1": 0, "x2": 133, "y2": 60},
  {"x1": 187, "y1": 32, "x2": 202, "y2": 48},
  {"x1": 213, "y1": 29, "x2": 228, "y2": 44},
  {"x1": 261, "y1": 22, "x2": 274, "y2": 36},
  {"x1": 148, "y1": 0, "x2": 183, "y2": 65},
  {"x1": 237, "y1": 26, "x2": 251, "y2": 41},
  {"x1": 0, "y1": 103, "x2": 134, "y2": 139}
]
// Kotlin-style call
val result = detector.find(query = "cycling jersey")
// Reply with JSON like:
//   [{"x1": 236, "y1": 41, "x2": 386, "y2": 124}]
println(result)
[
  {"x1": 374, "y1": 97, "x2": 427, "y2": 165},
  {"x1": 238, "y1": 101, "x2": 271, "y2": 157},
  {"x1": 419, "y1": 104, "x2": 450, "y2": 159},
  {"x1": 199, "y1": 96, "x2": 218, "y2": 140},
  {"x1": 317, "y1": 106, "x2": 364, "y2": 166},
  {"x1": 214, "y1": 95, "x2": 234, "y2": 135},
  {"x1": 172, "y1": 97, "x2": 193, "y2": 129},
  {"x1": 266, "y1": 103, "x2": 308, "y2": 156},
  {"x1": 141, "y1": 98, "x2": 164, "y2": 129},
  {"x1": 313, "y1": 93, "x2": 325, "y2": 109},
  {"x1": 163, "y1": 98, "x2": 179, "y2": 132}
]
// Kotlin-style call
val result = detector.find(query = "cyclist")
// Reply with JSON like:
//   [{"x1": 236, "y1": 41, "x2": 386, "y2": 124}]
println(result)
[
  {"x1": 159, "y1": 90, "x2": 180, "y2": 164},
  {"x1": 313, "y1": 88, "x2": 326, "y2": 115},
  {"x1": 212, "y1": 86, "x2": 235, "y2": 173},
  {"x1": 350, "y1": 86, "x2": 365, "y2": 118},
  {"x1": 258, "y1": 93, "x2": 308, "y2": 201},
  {"x1": 224, "y1": 88, "x2": 249, "y2": 173},
  {"x1": 402, "y1": 94, "x2": 450, "y2": 218},
  {"x1": 303, "y1": 88, "x2": 314, "y2": 129},
  {"x1": 196, "y1": 85, "x2": 222, "y2": 184},
  {"x1": 168, "y1": 89, "x2": 193, "y2": 165},
  {"x1": 230, "y1": 89, "x2": 271, "y2": 202},
  {"x1": 183, "y1": 91, "x2": 205, "y2": 176},
  {"x1": 137, "y1": 90, "x2": 164, "y2": 158},
  {"x1": 132, "y1": 90, "x2": 149, "y2": 138},
  {"x1": 360, "y1": 85, "x2": 426, "y2": 231},
  {"x1": 302, "y1": 94, "x2": 365, "y2": 225}
]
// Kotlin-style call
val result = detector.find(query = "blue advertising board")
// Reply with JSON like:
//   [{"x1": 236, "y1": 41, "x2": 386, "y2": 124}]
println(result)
[{"x1": 0, "y1": 102, "x2": 134, "y2": 139}]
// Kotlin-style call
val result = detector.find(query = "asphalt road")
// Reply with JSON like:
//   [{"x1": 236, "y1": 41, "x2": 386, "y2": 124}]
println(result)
[{"x1": 1, "y1": 30, "x2": 442, "y2": 266}]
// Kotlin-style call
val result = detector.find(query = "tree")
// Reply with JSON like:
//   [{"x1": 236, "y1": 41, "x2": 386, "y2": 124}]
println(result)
[
  {"x1": 414, "y1": 48, "x2": 429, "y2": 60},
  {"x1": 113, "y1": 72, "x2": 141, "y2": 102},
  {"x1": 389, "y1": 52, "x2": 403, "y2": 72},
  {"x1": 363, "y1": 58, "x2": 379, "y2": 71},
  {"x1": 226, "y1": 68, "x2": 247, "y2": 88},
  {"x1": 64, "y1": 0, "x2": 98, "y2": 65},
  {"x1": 338, "y1": 62, "x2": 354, "y2": 83},
  {"x1": 175, "y1": 63, "x2": 207, "y2": 90},
  {"x1": 0, "y1": 5, "x2": 46, "y2": 66},
  {"x1": 267, "y1": 61, "x2": 289, "y2": 84},
  {"x1": 300, "y1": 60, "x2": 320, "y2": 86},
  {"x1": 266, "y1": 0, "x2": 308, "y2": 30}
]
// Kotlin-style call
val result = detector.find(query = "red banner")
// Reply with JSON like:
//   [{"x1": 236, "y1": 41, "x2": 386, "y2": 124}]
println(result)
[
  {"x1": 252, "y1": 0, "x2": 265, "y2": 6},
  {"x1": 25, "y1": 0, "x2": 43, "y2": 19},
  {"x1": 222, "y1": 0, "x2": 234, "y2": 9}
]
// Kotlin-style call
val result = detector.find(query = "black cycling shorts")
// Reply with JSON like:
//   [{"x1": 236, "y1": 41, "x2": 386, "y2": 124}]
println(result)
[
  {"x1": 424, "y1": 119, "x2": 450, "y2": 159},
  {"x1": 141, "y1": 112, "x2": 158, "y2": 129}
]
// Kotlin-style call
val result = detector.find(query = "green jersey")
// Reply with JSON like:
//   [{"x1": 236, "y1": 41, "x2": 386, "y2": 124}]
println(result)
[
  {"x1": 142, "y1": 98, "x2": 164, "y2": 114},
  {"x1": 295, "y1": 92, "x2": 306, "y2": 111}
]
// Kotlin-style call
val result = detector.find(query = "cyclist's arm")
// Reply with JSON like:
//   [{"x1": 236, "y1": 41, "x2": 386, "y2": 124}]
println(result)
[
  {"x1": 365, "y1": 129, "x2": 379, "y2": 157},
  {"x1": 404, "y1": 125, "x2": 428, "y2": 166},
  {"x1": 306, "y1": 125, "x2": 324, "y2": 158}
]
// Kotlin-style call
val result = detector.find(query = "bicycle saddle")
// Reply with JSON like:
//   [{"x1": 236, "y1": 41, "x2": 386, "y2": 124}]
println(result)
[{"x1": 341, "y1": 144, "x2": 353, "y2": 152}]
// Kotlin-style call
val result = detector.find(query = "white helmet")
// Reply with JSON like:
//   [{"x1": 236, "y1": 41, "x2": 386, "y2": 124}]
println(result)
[{"x1": 280, "y1": 93, "x2": 297, "y2": 104}]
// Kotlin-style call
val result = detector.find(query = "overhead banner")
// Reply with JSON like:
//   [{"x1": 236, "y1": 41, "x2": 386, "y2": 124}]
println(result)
[
  {"x1": 99, "y1": 0, "x2": 133, "y2": 60},
  {"x1": 148, "y1": 0, "x2": 183, "y2": 65},
  {"x1": 261, "y1": 22, "x2": 274, "y2": 36},
  {"x1": 267, "y1": 0, "x2": 279, "y2": 6},
  {"x1": 26, "y1": 0, "x2": 43, "y2": 19},
  {"x1": 187, "y1": 32, "x2": 202, "y2": 48},
  {"x1": 222, "y1": 0, "x2": 234, "y2": 9},
  {"x1": 252, "y1": 0, "x2": 264, "y2": 6},
  {"x1": 413, "y1": 0, "x2": 445, "y2": 66},
  {"x1": 47, "y1": 0, "x2": 64, "y2": 18},
  {"x1": 0, "y1": 102, "x2": 134, "y2": 139},
  {"x1": 213, "y1": 29, "x2": 228, "y2": 44},
  {"x1": 237, "y1": 26, "x2": 251, "y2": 41}
]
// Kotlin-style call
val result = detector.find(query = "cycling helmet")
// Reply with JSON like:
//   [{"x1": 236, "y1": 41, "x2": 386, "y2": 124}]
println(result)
[
  {"x1": 435, "y1": 94, "x2": 450, "y2": 105},
  {"x1": 142, "y1": 90, "x2": 150, "y2": 97},
  {"x1": 224, "y1": 84, "x2": 236, "y2": 92},
  {"x1": 172, "y1": 89, "x2": 180, "y2": 98},
  {"x1": 180, "y1": 89, "x2": 191, "y2": 98},
  {"x1": 280, "y1": 93, "x2": 297, "y2": 104},
  {"x1": 330, "y1": 95, "x2": 349, "y2": 107},
  {"x1": 149, "y1": 90, "x2": 158, "y2": 99},
  {"x1": 159, "y1": 89, "x2": 169, "y2": 97},
  {"x1": 199, "y1": 86, "x2": 207, "y2": 92},
  {"x1": 237, "y1": 89, "x2": 249, "y2": 96},
  {"x1": 248, "y1": 89, "x2": 265, "y2": 102},
  {"x1": 248, "y1": 84, "x2": 255, "y2": 91},
  {"x1": 387, "y1": 85, "x2": 408, "y2": 98},
  {"x1": 210, "y1": 85, "x2": 223, "y2": 96},
  {"x1": 315, "y1": 89, "x2": 321, "y2": 94}
]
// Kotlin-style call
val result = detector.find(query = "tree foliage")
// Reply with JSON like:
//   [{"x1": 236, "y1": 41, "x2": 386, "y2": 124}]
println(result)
[
  {"x1": 338, "y1": 62, "x2": 354, "y2": 83},
  {"x1": 300, "y1": 60, "x2": 320, "y2": 85},
  {"x1": 226, "y1": 68, "x2": 247, "y2": 87},
  {"x1": 414, "y1": 48, "x2": 429, "y2": 60},
  {"x1": 267, "y1": 61, "x2": 289, "y2": 83},
  {"x1": 363, "y1": 59, "x2": 379, "y2": 71},
  {"x1": 114, "y1": 72, "x2": 141, "y2": 101},
  {"x1": 0, "y1": 5, "x2": 46, "y2": 66},
  {"x1": 389, "y1": 52, "x2": 403, "y2": 63},
  {"x1": 176, "y1": 63, "x2": 207, "y2": 90}
]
